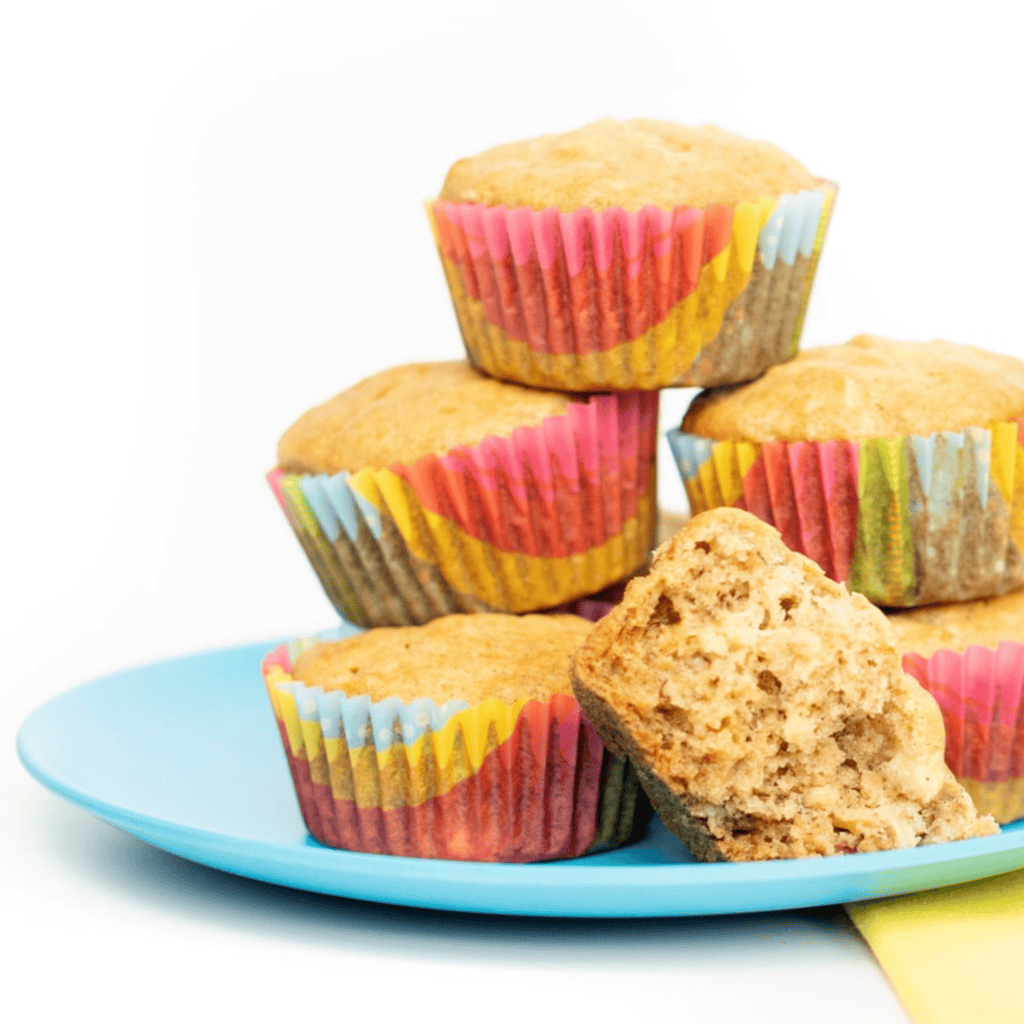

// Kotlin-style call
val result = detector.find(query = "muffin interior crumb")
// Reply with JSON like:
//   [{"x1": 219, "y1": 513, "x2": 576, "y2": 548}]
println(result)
[{"x1": 572, "y1": 508, "x2": 996, "y2": 860}]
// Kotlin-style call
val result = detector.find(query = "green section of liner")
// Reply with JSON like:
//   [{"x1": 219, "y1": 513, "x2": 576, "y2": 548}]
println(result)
[{"x1": 849, "y1": 437, "x2": 916, "y2": 605}]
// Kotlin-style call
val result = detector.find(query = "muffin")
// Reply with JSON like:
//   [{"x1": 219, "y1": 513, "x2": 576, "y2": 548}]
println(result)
[
  {"x1": 261, "y1": 613, "x2": 646, "y2": 861},
  {"x1": 430, "y1": 119, "x2": 835, "y2": 392},
  {"x1": 888, "y1": 589, "x2": 1024, "y2": 658},
  {"x1": 268, "y1": 361, "x2": 659, "y2": 626},
  {"x1": 669, "y1": 335, "x2": 1024, "y2": 606},
  {"x1": 892, "y1": 590, "x2": 1024, "y2": 823},
  {"x1": 570, "y1": 508, "x2": 998, "y2": 862}
]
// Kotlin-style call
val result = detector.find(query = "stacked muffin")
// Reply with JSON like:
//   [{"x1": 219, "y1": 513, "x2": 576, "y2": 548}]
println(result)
[
  {"x1": 269, "y1": 361, "x2": 660, "y2": 626},
  {"x1": 271, "y1": 120, "x2": 836, "y2": 628},
  {"x1": 666, "y1": 334, "x2": 1024, "y2": 823},
  {"x1": 431, "y1": 118, "x2": 835, "y2": 393},
  {"x1": 892, "y1": 591, "x2": 1024, "y2": 824},
  {"x1": 264, "y1": 119, "x2": 838, "y2": 860}
]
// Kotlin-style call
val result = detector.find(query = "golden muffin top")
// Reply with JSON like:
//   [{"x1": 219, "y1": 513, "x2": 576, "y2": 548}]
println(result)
[
  {"x1": 683, "y1": 335, "x2": 1024, "y2": 442},
  {"x1": 291, "y1": 613, "x2": 594, "y2": 705},
  {"x1": 439, "y1": 119, "x2": 819, "y2": 213},
  {"x1": 277, "y1": 361, "x2": 573, "y2": 474},
  {"x1": 887, "y1": 589, "x2": 1024, "y2": 658}
]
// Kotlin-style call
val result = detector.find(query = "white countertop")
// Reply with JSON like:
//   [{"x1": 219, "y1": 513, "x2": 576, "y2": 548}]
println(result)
[
  {"x1": 11, "y1": 765, "x2": 910, "y2": 1023},
  {"x1": 6, "y1": 2, "x2": 1023, "y2": 1019}
]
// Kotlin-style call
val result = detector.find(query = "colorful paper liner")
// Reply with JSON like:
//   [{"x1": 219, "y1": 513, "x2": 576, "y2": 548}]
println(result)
[
  {"x1": 261, "y1": 630, "x2": 645, "y2": 861},
  {"x1": 269, "y1": 390, "x2": 659, "y2": 627},
  {"x1": 903, "y1": 643, "x2": 1024, "y2": 823},
  {"x1": 428, "y1": 182, "x2": 836, "y2": 392},
  {"x1": 667, "y1": 418, "x2": 1024, "y2": 607}
]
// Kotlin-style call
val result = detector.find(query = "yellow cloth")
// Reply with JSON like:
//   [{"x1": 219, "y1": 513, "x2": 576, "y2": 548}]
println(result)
[{"x1": 846, "y1": 869, "x2": 1024, "y2": 1024}]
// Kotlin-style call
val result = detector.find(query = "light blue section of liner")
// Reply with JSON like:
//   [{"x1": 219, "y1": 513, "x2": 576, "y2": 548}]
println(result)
[
  {"x1": 299, "y1": 471, "x2": 383, "y2": 543},
  {"x1": 910, "y1": 434, "x2": 937, "y2": 493},
  {"x1": 757, "y1": 190, "x2": 826, "y2": 271},
  {"x1": 299, "y1": 475, "x2": 340, "y2": 542},
  {"x1": 909, "y1": 428, "x2": 993, "y2": 511},
  {"x1": 663, "y1": 426, "x2": 997, "y2": 521},
  {"x1": 666, "y1": 428, "x2": 715, "y2": 483},
  {"x1": 279, "y1": 679, "x2": 470, "y2": 751}
]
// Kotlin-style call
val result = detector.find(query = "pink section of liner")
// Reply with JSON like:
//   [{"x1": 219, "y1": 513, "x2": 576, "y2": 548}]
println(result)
[
  {"x1": 266, "y1": 468, "x2": 287, "y2": 511},
  {"x1": 263, "y1": 645, "x2": 291, "y2": 674},
  {"x1": 736, "y1": 439, "x2": 860, "y2": 584},
  {"x1": 434, "y1": 200, "x2": 731, "y2": 278},
  {"x1": 903, "y1": 643, "x2": 1024, "y2": 782},
  {"x1": 391, "y1": 391, "x2": 658, "y2": 557}
]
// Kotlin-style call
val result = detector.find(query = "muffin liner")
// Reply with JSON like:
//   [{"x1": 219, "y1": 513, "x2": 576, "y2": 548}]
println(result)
[
  {"x1": 261, "y1": 629, "x2": 646, "y2": 861},
  {"x1": 667, "y1": 418, "x2": 1024, "y2": 606},
  {"x1": 903, "y1": 643, "x2": 1024, "y2": 823},
  {"x1": 269, "y1": 390, "x2": 659, "y2": 627},
  {"x1": 428, "y1": 182, "x2": 836, "y2": 392}
]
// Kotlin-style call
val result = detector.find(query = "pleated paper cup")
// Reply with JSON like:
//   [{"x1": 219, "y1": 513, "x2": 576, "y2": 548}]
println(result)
[
  {"x1": 269, "y1": 390, "x2": 659, "y2": 627},
  {"x1": 549, "y1": 507, "x2": 690, "y2": 618},
  {"x1": 668, "y1": 418, "x2": 1024, "y2": 607},
  {"x1": 428, "y1": 182, "x2": 835, "y2": 392},
  {"x1": 903, "y1": 643, "x2": 1024, "y2": 823},
  {"x1": 262, "y1": 630, "x2": 646, "y2": 861}
]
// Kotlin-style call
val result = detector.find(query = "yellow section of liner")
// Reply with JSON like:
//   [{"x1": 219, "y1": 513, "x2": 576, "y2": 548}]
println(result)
[
  {"x1": 960, "y1": 777, "x2": 1024, "y2": 825},
  {"x1": 345, "y1": 465, "x2": 656, "y2": 612},
  {"x1": 696, "y1": 439, "x2": 760, "y2": 509},
  {"x1": 990, "y1": 420, "x2": 1024, "y2": 556},
  {"x1": 266, "y1": 666, "x2": 539, "y2": 810},
  {"x1": 432, "y1": 200, "x2": 776, "y2": 392}
]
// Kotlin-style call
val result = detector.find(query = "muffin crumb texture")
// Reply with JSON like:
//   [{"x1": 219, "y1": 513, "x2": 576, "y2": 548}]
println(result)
[
  {"x1": 683, "y1": 335, "x2": 1024, "y2": 442},
  {"x1": 440, "y1": 119, "x2": 818, "y2": 212},
  {"x1": 277, "y1": 361, "x2": 571, "y2": 474},
  {"x1": 888, "y1": 589, "x2": 1024, "y2": 657},
  {"x1": 571, "y1": 508, "x2": 997, "y2": 861},
  {"x1": 292, "y1": 612, "x2": 593, "y2": 706}
]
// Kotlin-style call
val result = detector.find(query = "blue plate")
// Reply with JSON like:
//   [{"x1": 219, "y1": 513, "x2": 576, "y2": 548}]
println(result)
[{"x1": 17, "y1": 639, "x2": 1024, "y2": 917}]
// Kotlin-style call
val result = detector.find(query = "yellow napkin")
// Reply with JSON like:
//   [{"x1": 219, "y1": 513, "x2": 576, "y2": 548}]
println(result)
[{"x1": 846, "y1": 869, "x2": 1024, "y2": 1024}]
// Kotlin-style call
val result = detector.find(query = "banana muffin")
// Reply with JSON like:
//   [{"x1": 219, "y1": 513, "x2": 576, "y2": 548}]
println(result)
[
  {"x1": 670, "y1": 335, "x2": 1024, "y2": 606},
  {"x1": 269, "y1": 360, "x2": 659, "y2": 626},
  {"x1": 430, "y1": 119, "x2": 835, "y2": 391},
  {"x1": 571, "y1": 508, "x2": 998, "y2": 862},
  {"x1": 893, "y1": 590, "x2": 1024, "y2": 824},
  {"x1": 262, "y1": 613, "x2": 646, "y2": 861}
]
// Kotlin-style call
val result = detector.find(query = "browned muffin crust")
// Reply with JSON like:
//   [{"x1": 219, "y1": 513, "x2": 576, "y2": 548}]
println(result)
[
  {"x1": 683, "y1": 336, "x2": 1024, "y2": 442},
  {"x1": 888, "y1": 589, "x2": 1024, "y2": 658},
  {"x1": 571, "y1": 507, "x2": 997, "y2": 861},
  {"x1": 440, "y1": 119, "x2": 818, "y2": 213},
  {"x1": 292, "y1": 612, "x2": 593, "y2": 705},
  {"x1": 277, "y1": 361, "x2": 573, "y2": 474}
]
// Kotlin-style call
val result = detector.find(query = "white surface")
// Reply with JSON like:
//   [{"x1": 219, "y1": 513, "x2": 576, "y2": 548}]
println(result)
[{"x1": 6, "y1": 1, "x2": 1024, "y2": 1019}]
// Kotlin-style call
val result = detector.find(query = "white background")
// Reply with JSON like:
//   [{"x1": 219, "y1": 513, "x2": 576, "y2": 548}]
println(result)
[{"x1": 5, "y1": 2, "x2": 1023, "y2": 1021}]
